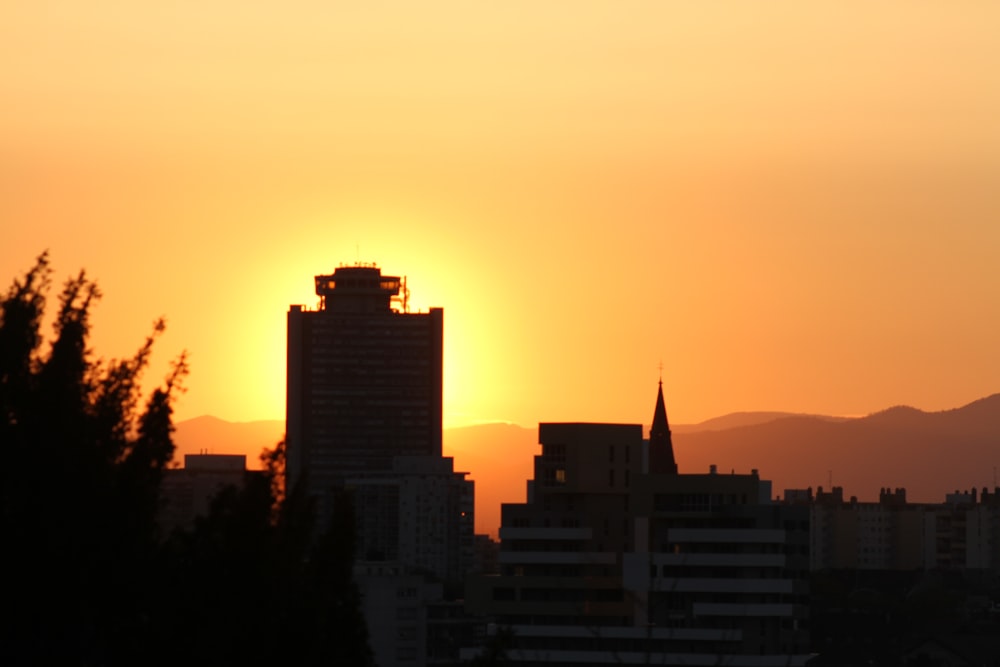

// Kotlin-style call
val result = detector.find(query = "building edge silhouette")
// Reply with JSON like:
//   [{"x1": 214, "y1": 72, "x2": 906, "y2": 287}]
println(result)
[
  {"x1": 462, "y1": 383, "x2": 812, "y2": 666},
  {"x1": 285, "y1": 263, "x2": 475, "y2": 666}
]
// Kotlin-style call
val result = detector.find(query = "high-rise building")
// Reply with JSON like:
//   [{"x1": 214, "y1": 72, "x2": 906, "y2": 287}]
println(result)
[
  {"x1": 286, "y1": 263, "x2": 476, "y2": 667},
  {"x1": 286, "y1": 264, "x2": 443, "y2": 518}
]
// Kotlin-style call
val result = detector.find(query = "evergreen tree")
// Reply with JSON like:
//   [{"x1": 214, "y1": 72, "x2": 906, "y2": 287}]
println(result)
[
  {"x1": 0, "y1": 254, "x2": 373, "y2": 666},
  {"x1": 0, "y1": 253, "x2": 185, "y2": 664}
]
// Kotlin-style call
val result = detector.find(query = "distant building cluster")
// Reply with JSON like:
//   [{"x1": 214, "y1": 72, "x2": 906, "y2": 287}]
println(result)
[
  {"x1": 158, "y1": 259, "x2": 999, "y2": 666},
  {"x1": 783, "y1": 485, "x2": 1000, "y2": 571}
]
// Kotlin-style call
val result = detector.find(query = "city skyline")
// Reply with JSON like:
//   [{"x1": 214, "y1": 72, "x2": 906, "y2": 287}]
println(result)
[{"x1": 4, "y1": 2, "x2": 999, "y2": 432}]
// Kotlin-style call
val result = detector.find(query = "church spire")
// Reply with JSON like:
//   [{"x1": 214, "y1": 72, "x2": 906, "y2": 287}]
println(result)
[{"x1": 649, "y1": 379, "x2": 678, "y2": 474}]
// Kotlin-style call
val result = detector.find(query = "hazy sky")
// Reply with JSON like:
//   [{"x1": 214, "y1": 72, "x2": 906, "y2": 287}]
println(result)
[{"x1": 4, "y1": 1, "x2": 999, "y2": 429}]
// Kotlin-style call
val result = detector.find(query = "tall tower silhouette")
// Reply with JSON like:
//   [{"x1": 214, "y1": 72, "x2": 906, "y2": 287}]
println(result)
[
  {"x1": 286, "y1": 263, "x2": 475, "y2": 667},
  {"x1": 286, "y1": 264, "x2": 443, "y2": 513},
  {"x1": 648, "y1": 380, "x2": 678, "y2": 473}
]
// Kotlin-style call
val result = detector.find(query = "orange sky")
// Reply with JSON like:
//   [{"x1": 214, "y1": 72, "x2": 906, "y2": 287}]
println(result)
[{"x1": 3, "y1": 2, "x2": 999, "y2": 432}]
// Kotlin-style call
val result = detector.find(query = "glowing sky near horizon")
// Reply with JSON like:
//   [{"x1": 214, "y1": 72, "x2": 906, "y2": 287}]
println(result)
[{"x1": 3, "y1": 1, "x2": 999, "y2": 431}]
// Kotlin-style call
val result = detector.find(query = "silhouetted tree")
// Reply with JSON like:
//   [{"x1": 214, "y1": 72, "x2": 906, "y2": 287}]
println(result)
[
  {"x1": 155, "y1": 449, "x2": 373, "y2": 665},
  {"x1": 0, "y1": 253, "x2": 186, "y2": 664},
  {"x1": 302, "y1": 489, "x2": 374, "y2": 665},
  {"x1": 1, "y1": 254, "x2": 373, "y2": 666}
]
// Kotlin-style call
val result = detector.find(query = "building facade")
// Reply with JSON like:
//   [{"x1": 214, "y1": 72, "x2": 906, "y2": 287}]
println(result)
[
  {"x1": 465, "y1": 385, "x2": 811, "y2": 666},
  {"x1": 286, "y1": 263, "x2": 474, "y2": 667},
  {"x1": 349, "y1": 455, "x2": 475, "y2": 586},
  {"x1": 783, "y1": 485, "x2": 1000, "y2": 571},
  {"x1": 286, "y1": 264, "x2": 443, "y2": 520}
]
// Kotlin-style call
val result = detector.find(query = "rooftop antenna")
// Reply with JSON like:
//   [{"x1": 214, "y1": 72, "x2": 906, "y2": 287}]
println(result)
[{"x1": 401, "y1": 276, "x2": 410, "y2": 313}]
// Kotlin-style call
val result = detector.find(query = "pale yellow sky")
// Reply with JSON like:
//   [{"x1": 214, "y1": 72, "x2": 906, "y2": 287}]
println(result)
[{"x1": 3, "y1": 1, "x2": 999, "y2": 429}]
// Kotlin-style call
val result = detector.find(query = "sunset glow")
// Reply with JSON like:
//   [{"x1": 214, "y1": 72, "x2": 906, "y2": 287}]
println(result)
[{"x1": 3, "y1": 1, "x2": 999, "y2": 435}]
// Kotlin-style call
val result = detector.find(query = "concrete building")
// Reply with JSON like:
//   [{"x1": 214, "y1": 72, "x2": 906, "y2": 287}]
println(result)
[
  {"x1": 285, "y1": 263, "x2": 474, "y2": 667},
  {"x1": 465, "y1": 384, "x2": 811, "y2": 666},
  {"x1": 349, "y1": 455, "x2": 474, "y2": 586},
  {"x1": 356, "y1": 563, "x2": 481, "y2": 667},
  {"x1": 799, "y1": 487, "x2": 923, "y2": 571},
  {"x1": 924, "y1": 489, "x2": 1000, "y2": 570},
  {"x1": 783, "y1": 485, "x2": 1000, "y2": 571},
  {"x1": 286, "y1": 264, "x2": 443, "y2": 523}
]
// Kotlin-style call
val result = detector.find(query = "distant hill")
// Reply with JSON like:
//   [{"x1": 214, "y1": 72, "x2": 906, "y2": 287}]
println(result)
[
  {"x1": 173, "y1": 394, "x2": 1000, "y2": 537},
  {"x1": 672, "y1": 411, "x2": 850, "y2": 434},
  {"x1": 674, "y1": 394, "x2": 1000, "y2": 505}
]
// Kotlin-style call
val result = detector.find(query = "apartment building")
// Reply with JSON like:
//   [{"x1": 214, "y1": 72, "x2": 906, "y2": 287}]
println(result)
[{"x1": 465, "y1": 384, "x2": 811, "y2": 666}]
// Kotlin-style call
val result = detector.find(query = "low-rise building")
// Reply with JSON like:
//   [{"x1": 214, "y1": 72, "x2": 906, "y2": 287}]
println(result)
[{"x1": 160, "y1": 453, "x2": 248, "y2": 534}]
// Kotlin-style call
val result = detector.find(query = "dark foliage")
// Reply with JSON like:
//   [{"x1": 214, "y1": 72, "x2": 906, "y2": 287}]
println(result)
[{"x1": 0, "y1": 254, "x2": 372, "y2": 666}]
